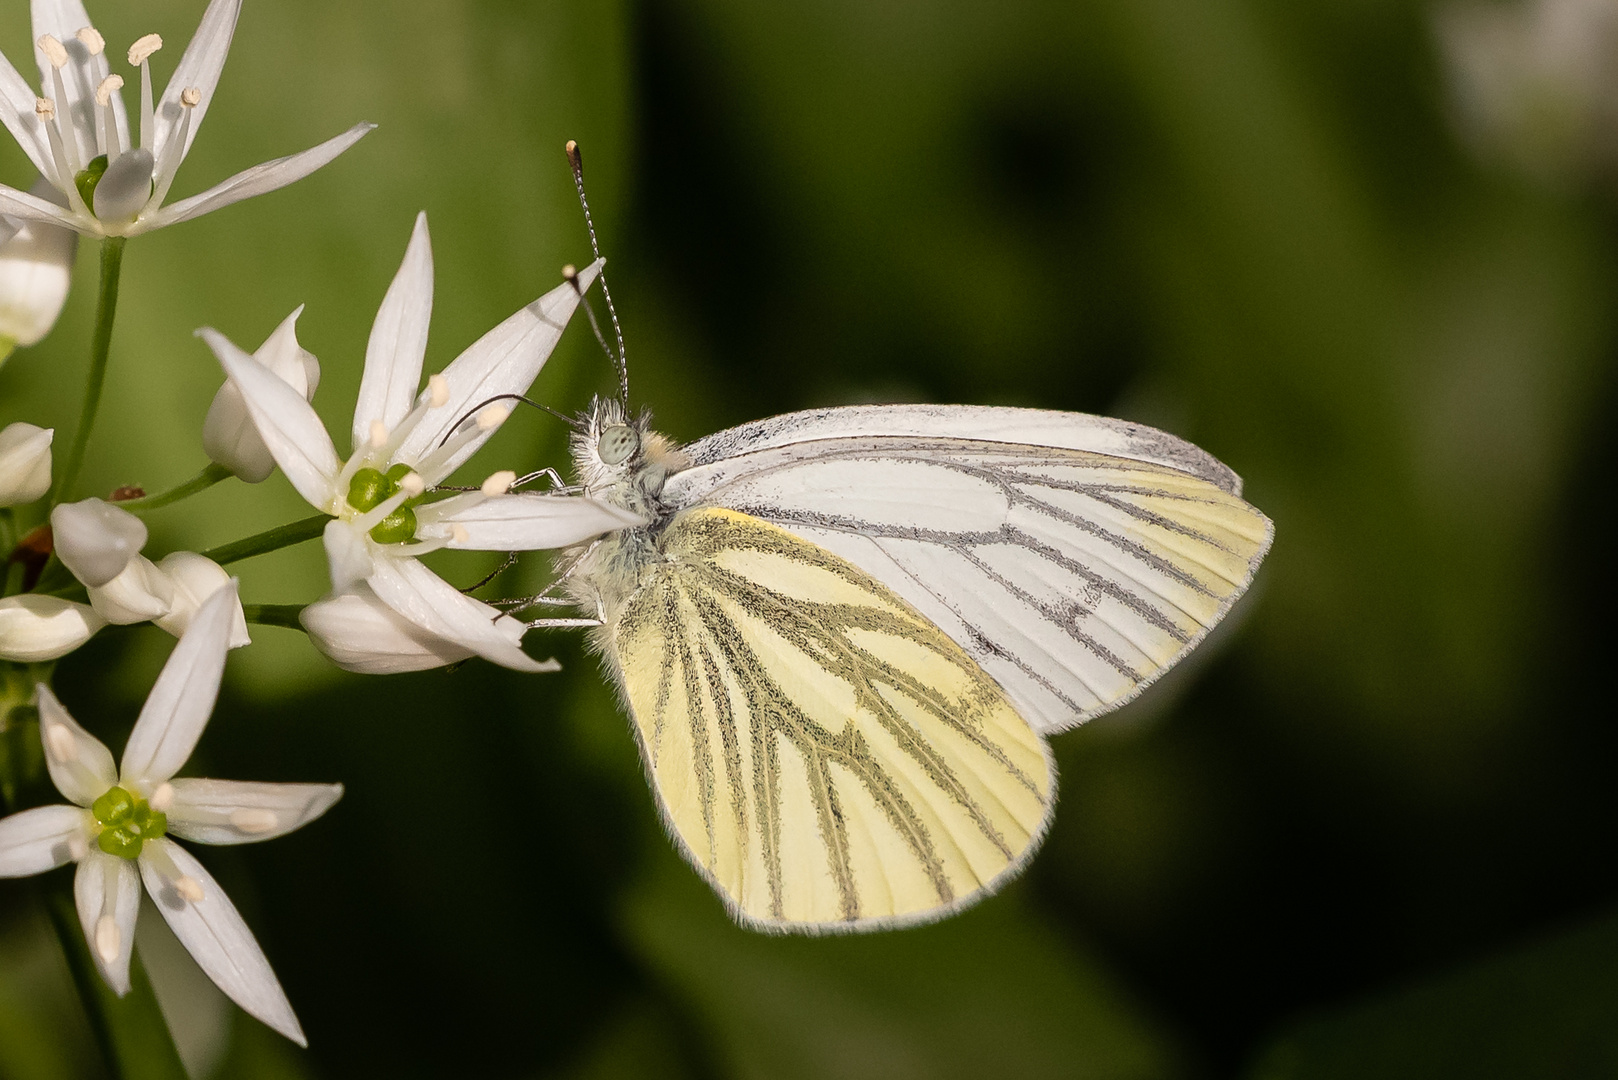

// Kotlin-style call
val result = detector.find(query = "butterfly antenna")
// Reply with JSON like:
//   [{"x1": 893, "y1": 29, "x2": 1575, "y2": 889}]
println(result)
[
  {"x1": 437, "y1": 393, "x2": 584, "y2": 449},
  {"x1": 566, "y1": 139, "x2": 630, "y2": 409}
]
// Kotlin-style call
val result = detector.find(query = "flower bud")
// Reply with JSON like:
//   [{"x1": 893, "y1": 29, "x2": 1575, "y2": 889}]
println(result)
[
  {"x1": 88, "y1": 554, "x2": 174, "y2": 625},
  {"x1": 0, "y1": 177, "x2": 77, "y2": 356},
  {"x1": 203, "y1": 307, "x2": 321, "y2": 482},
  {"x1": 301, "y1": 585, "x2": 522, "y2": 674},
  {"x1": 153, "y1": 551, "x2": 250, "y2": 648},
  {"x1": 50, "y1": 498, "x2": 148, "y2": 587},
  {"x1": 0, "y1": 422, "x2": 53, "y2": 506},
  {"x1": 0, "y1": 595, "x2": 105, "y2": 661}
]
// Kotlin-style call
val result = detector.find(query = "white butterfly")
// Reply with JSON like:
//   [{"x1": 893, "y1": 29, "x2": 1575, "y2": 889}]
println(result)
[
  {"x1": 523, "y1": 145, "x2": 1272, "y2": 933},
  {"x1": 530, "y1": 395, "x2": 1271, "y2": 933}
]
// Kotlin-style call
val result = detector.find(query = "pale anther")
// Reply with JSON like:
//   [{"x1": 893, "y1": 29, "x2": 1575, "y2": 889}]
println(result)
[
  {"x1": 76, "y1": 27, "x2": 106, "y2": 56},
  {"x1": 127, "y1": 34, "x2": 162, "y2": 66},
  {"x1": 561, "y1": 264, "x2": 577, "y2": 279},
  {"x1": 228, "y1": 809, "x2": 279, "y2": 834},
  {"x1": 369, "y1": 419, "x2": 389, "y2": 447},
  {"x1": 476, "y1": 404, "x2": 511, "y2": 431},
  {"x1": 35, "y1": 97, "x2": 56, "y2": 121},
  {"x1": 174, "y1": 876, "x2": 205, "y2": 903},
  {"x1": 45, "y1": 725, "x2": 76, "y2": 762},
  {"x1": 180, "y1": 86, "x2": 201, "y2": 108},
  {"x1": 481, "y1": 470, "x2": 516, "y2": 496},
  {"x1": 428, "y1": 374, "x2": 450, "y2": 407},
  {"x1": 95, "y1": 915, "x2": 120, "y2": 963},
  {"x1": 37, "y1": 35, "x2": 68, "y2": 69},
  {"x1": 149, "y1": 783, "x2": 174, "y2": 813},
  {"x1": 95, "y1": 75, "x2": 124, "y2": 107},
  {"x1": 398, "y1": 472, "x2": 426, "y2": 497},
  {"x1": 451, "y1": 524, "x2": 470, "y2": 545}
]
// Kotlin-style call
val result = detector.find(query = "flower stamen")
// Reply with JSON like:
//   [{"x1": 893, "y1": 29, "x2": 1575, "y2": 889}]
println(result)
[{"x1": 128, "y1": 34, "x2": 162, "y2": 151}]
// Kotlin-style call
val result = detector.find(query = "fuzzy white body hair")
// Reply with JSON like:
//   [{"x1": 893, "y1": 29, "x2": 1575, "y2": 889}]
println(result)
[{"x1": 561, "y1": 397, "x2": 690, "y2": 643}]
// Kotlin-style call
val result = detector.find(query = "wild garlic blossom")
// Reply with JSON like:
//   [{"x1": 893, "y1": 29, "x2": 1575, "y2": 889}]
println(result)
[
  {"x1": 0, "y1": 0, "x2": 372, "y2": 238},
  {"x1": 0, "y1": 585, "x2": 339, "y2": 1046},
  {"x1": 200, "y1": 212, "x2": 646, "y2": 673},
  {"x1": 0, "y1": 420, "x2": 53, "y2": 505},
  {"x1": 49, "y1": 496, "x2": 250, "y2": 645}
]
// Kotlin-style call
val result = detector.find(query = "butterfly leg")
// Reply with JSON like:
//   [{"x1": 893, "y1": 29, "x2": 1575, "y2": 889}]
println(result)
[
  {"x1": 525, "y1": 617, "x2": 603, "y2": 630},
  {"x1": 511, "y1": 467, "x2": 582, "y2": 494}
]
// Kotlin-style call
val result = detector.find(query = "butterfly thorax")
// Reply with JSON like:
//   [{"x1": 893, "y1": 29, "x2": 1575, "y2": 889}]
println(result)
[{"x1": 562, "y1": 397, "x2": 691, "y2": 624}]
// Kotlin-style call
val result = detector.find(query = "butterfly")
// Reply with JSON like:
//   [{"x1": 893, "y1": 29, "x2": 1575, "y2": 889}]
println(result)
[{"x1": 526, "y1": 145, "x2": 1272, "y2": 933}]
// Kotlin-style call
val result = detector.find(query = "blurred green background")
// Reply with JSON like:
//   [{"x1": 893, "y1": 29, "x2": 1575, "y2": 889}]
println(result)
[{"x1": 4, "y1": 0, "x2": 1618, "y2": 1076}]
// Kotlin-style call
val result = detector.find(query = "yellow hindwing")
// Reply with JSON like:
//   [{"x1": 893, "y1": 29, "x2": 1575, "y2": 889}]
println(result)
[{"x1": 609, "y1": 507, "x2": 1054, "y2": 930}]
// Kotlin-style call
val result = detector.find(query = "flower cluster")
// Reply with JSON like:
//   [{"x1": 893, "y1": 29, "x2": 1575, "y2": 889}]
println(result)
[{"x1": 0, "y1": 0, "x2": 643, "y2": 1055}]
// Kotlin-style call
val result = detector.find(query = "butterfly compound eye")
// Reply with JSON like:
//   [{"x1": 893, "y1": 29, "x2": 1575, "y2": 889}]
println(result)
[{"x1": 597, "y1": 424, "x2": 639, "y2": 465}]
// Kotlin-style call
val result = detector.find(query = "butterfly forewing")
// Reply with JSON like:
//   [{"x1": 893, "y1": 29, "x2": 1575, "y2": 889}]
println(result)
[
  {"x1": 665, "y1": 423, "x2": 1273, "y2": 735},
  {"x1": 610, "y1": 508, "x2": 1054, "y2": 931}
]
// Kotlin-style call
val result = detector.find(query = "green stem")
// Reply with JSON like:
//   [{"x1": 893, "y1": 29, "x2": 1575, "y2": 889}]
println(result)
[
  {"x1": 41, "y1": 877, "x2": 189, "y2": 1080},
  {"x1": 244, "y1": 603, "x2": 308, "y2": 630},
  {"x1": 55, "y1": 236, "x2": 128, "y2": 505},
  {"x1": 120, "y1": 462, "x2": 233, "y2": 514},
  {"x1": 200, "y1": 513, "x2": 330, "y2": 566}
]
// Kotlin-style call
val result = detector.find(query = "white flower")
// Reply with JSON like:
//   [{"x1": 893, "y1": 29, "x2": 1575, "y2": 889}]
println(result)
[
  {"x1": 0, "y1": 593, "x2": 104, "y2": 661},
  {"x1": 0, "y1": 421, "x2": 53, "y2": 505},
  {"x1": 0, "y1": 0, "x2": 373, "y2": 239},
  {"x1": 203, "y1": 306, "x2": 319, "y2": 483},
  {"x1": 198, "y1": 212, "x2": 646, "y2": 673},
  {"x1": 0, "y1": 585, "x2": 336, "y2": 1046},
  {"x1": 154, "y1": 551, "x2": 250, "y2": 646},
  {"x1": 0, "y1": 176, "x2": 76, "y2": 353},
  {"x1": 49, "y1": 497, "x2": 250, "y2": 644},
  {"x1": 50, "y1": 496, "x2": 147, "y2": 587},
  {"x1": 300, "y1": 582, "x2": 553, "y2": 675}
]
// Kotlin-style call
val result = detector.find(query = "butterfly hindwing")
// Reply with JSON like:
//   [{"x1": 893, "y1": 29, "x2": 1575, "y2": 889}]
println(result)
[{"x1": 608, "y1": 507, "x2": 1055, "y2": 931}]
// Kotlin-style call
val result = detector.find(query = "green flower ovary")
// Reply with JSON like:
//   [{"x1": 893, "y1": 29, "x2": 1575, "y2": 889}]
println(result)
[
  {"x1": 74, "y1": 155, "x2": 110, "y2": 209},
  {"x1": 92, "y1": 786, "x2": 167, "y2": 860},
  {"x1": 346, "y1": 463, "x2": 420, "y2": 544}
]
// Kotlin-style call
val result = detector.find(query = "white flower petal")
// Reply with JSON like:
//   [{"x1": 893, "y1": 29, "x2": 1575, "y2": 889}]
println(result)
[
  {"x1": 201, "y1": 378, "x2": 274, "y2": 482},
  {"x1": 31, "y1": 0, "x2": 129, "y2": 162},
  {"x1": 321, "y1": 519, "x2": 374, "y2": 594},
  {"x1": 202, "y1": 307, "x2": 318, "y2": 484},
  {"x1": 0, "y1": 54, "x2": 51, "y2": 180},
  {"x1": 35, "y1": 683, "x2": 117, "y2": 807},
  {"x1": 426, "y1": 492, "x2": 646, "y2": 551},
  {"x1": 353, "y1": 212, "x2": 432, "y2": 453},
  {"x1": 144, "y1": 123, "x2": 375, "y2": 231},
  {"x1": 0, "y1": 180, "x2": 80, "y2": 231},
  {"x1": 302, "y1": 583, "x2": 488, "y2": 674},
  {"x1": 153, "y1": 551, "x2": 250, "y2": 648},
  {"x1": 0, "y1": 179, "x2": 77, "y2": 348},
  {"x1": 0, "y1": 421, "x2": 54, "y2": 506},
  {"x1": 88, "y1": 553, "x2": 174, "y2": 625},
  {"x1": 166, "y1": 779, "x2": 342, "y2": 846},
  {"x1": 396, "y1": 259, "x2": 602, "y2": 475},
  {"x1": 50, "y1": 497, "x2": 147, "y2": 586},
  {"x1": 120, "y1": 584, "x2": 237, "y2": 790},
  {"x1": 367, "y1": 554, "x2": 558, "y2": 673},
  {"x1": 93, "y1": 147, "x2": 154, "y2": 223},
  {"x1": 139, "y1": 840, "x2": 305, "y2": 1046},
  {"x1": 256, "y1": 305, "x2": 319, "y2": 398},
  {"x1": 200, "y1": 327, "x2": 339, "y2": 510},
  {"x1": 0, "y1": 804, "x2": 91, "y2": 877},
  {"x1": 0, "y1": 594, "x2": 104, "y2": 662},
  {"x1": 151, "y1": 0, "x2": 240, "y2": 166},
  {"x1": 75, "y1": 851, "x2": 141, "y2": 996}
]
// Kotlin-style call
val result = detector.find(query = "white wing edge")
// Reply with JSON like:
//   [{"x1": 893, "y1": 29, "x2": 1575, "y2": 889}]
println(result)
[{"x1": 675, "y1": 404, "x2": 1244, "y2": 496}]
